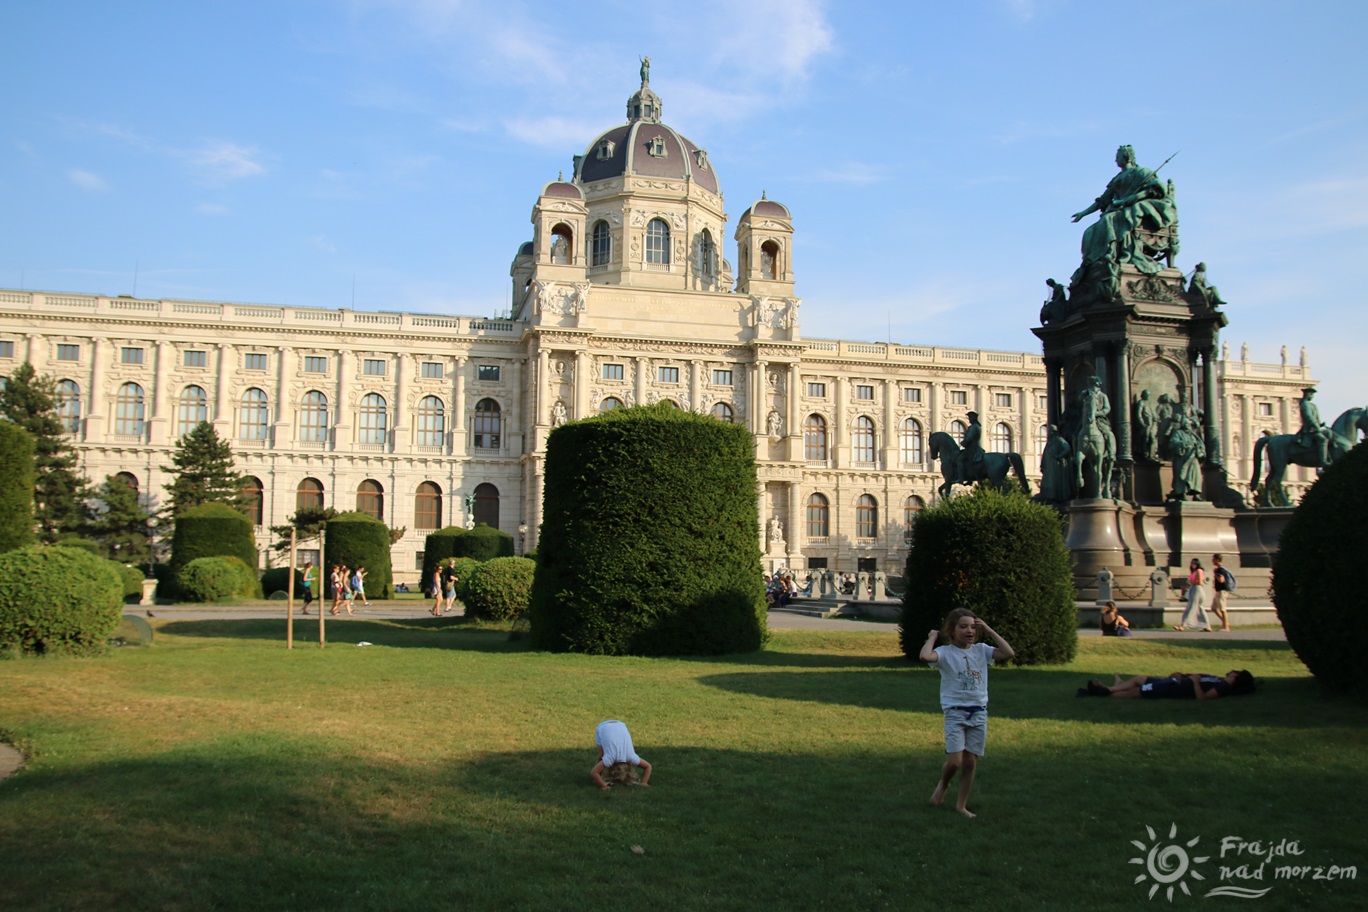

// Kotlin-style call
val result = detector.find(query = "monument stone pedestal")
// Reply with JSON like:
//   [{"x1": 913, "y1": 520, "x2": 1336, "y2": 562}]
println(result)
[{"x1": 1065, "y1": 499, "x2": 1152, "y2": 600}]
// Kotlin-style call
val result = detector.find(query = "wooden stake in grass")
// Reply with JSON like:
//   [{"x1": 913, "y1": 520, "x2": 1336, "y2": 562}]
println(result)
[
  {"x1": 286, "y1": 529, "x2": 296, "y2": 650},
  {"x1": 318, "y1": 525, "x2": 326, "y2": 648}
]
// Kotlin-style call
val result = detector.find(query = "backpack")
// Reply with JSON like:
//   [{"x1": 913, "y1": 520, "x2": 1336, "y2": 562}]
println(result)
[{"x1": 1220, "y1": 567, "x2": 1237, "y2": 592}]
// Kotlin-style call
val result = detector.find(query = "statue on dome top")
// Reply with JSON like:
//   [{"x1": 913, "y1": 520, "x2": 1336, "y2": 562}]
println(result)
[{"x1": 639, "y1": 55, "x2": 650, "y2": 86}]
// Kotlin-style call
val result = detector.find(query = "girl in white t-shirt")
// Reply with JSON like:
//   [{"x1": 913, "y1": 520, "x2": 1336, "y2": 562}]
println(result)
[
  {"x1": 918, "y1": 609, "x2": 1015, "y2": 818},
  {"x1": 590, "y1": 720, "x2": 653, "y2": 791}
]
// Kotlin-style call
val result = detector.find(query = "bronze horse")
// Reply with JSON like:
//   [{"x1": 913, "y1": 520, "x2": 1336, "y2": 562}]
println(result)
[
  {"x1": 928, "y1": 432, "x2": 1031, "y2": 499},
  {"x1": 1251, "y1": 407, "x2": 1367, "y2": 506}
]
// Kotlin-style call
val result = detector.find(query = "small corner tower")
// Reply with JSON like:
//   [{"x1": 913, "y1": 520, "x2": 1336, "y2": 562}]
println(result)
[{"x1": 734, "y1": 193, "x2": 795, "y2": 298}]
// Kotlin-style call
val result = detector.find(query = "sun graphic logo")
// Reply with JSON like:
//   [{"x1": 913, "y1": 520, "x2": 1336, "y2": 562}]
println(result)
[{"x1": 1130, "y1": 823, "x2": 1210, "y2": 901}]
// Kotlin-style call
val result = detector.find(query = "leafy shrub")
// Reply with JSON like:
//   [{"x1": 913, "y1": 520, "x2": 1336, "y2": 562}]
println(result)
[
  {"x1": 1273, "y1": 441, "x2": 1368, "y2": 692},
  {"x1": 55, "y1": 537, "x2": 102, "y2": 554},
  {"x1": 170, "y1": 503, "x2": 258, "y2": 579},
  {"x1": 260, "y1": 566, "x2": 305, "y2": 598},
  {"x1": 453, "y1": 524, "x2": 515, "y2": 562},
  {"x1": 107, "y1": 560, "x2": 145, "y2": 603},
  {"x1": 448, "y1": 557, "x2": 481, "y2": 602},
  {"x1": 900, "y1": 486, "x2": 1077, "y2": 665},
  {"x1": 0, "y1": 545, "x2": 123, "y2": 655},
  {"x1": 421, "y1": 526, "x2": 467, "y2": 594},
  {"x1": 529, "y1": 404, "x2": 766, "y2": 656},
  {"x1": 323, "y1": 512, "x2": 392, "y2": 599},
  {"x1": 0, "y1": 420, "x2": 35, "y2": 553},
  {"x1": 177, "y1": 556, "x2": 260, "y2": 602},
  {"x1": 463, "y1": 557, "x2": 537, "y2": 621}
]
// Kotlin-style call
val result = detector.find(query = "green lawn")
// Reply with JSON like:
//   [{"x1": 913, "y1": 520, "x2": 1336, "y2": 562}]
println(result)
[{"x1": 1, "y1": 619, "x2": 1364, "y2": 911}]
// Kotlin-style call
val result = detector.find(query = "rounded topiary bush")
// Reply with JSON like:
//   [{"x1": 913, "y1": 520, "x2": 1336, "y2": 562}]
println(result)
[
  {"x1": 463, "y1": 556, "x2": 537, "y2": 621},
  {"x1": 1273, "y1": 441, "x2": 1368, "y2": 692},
  {"x1": 177, "y1": 556, "x2": 261, "y2": 602},
  {"x1": 260, "y1": 566, "x2": 305, "y2": 598},
  {"x1": 899, "y1": 485, "x2": 1077, "y2": 665},
  {"x1": 421, "y1": 526, "x2": 467, "y2": 594},
  {"x1": 447, "y1": 557, "x2": 481, "y2": 602},
  {"x1": 0, "y1": 420, "x2": 35, "y2": 554},
  {"x1": 529, "y1": 403, "x2": 766, "y2": 656},
  {"x1": 170, "y1": 503, "x2": 258, "y2": 579},
  {"x1": 323, "y1": 512, "x2": 392, "y2": 599},
  {"x1": 107, "y1": 560, "x2": 145, "y2": 603},
  {"x1": 0, "y1": 545, "x2": 123, "y2": 655},
  {"x1": 453, "y1": 524, "x2": 515, "y2": 562}
]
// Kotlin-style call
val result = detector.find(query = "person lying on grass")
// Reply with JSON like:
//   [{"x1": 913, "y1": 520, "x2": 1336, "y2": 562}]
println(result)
[
  {"x1": 590, "y1": 719, "x2": 653, "y2": 791},
  {"x1": 1079, "y1": 669, "x2": 1256, "y2": 699}
]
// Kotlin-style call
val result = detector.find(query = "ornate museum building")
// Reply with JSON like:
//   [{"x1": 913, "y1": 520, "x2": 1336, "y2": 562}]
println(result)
[{"x1": 0, "y1": 74, "x2": 1315, "y2": 581}]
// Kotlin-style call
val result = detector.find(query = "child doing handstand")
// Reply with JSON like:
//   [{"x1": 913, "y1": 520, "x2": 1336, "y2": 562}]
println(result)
[
  {"x1": 589, "y1": 719, "x2": 653, "y2": 791},
  {"x1": 918, "y1": 609, "x2": 1015, "y2": 818}
]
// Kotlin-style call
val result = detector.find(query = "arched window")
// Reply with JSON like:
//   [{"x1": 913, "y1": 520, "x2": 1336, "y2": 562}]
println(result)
[
  {"x1": 114, "y1": 471, "x2": 140, "y2": 495},
  {"x1": 115, "y1": 382, "x2": 145, "y2": 437},
  {"x1": 56, "y1": 380, "x2": 81, "y2": 434},
  {"x1": 297, "y1": 478, "x2": 324, "y2": 512},
  {"x1": 991, "y1": 422, "x2": 1013, "y2": 453},
  {"x1": 242, "y1": 475, "x2": 264, "y2": 526},
  {"x1": 415, "y1": 481, "x2": 442, "y2": 530},
  {"x1": 550, "y1": 223, "x2": 572, "y2": 264},
  {"x1": 806, "y1": 493, "x2": 830, "y2": 538},
  {"x1": 357, "y1": 479, "x2": 384, "y2": 519},
  {"x1": 646, "y1": 218, "x2": 670, "y2": 265},
  {"x1": 760, "y1": 240, "x2": 779, "y2": 279},
  {"x1": 900, "y1": 417, "x2": 923, "y2": 464},
  {"x1": 905, "y1": 495, "x2": 925, "y2": 531},
  {"x1": 473, "y1": 398, "x2": 501, "y2": 449},
  {"x1": 950, "y1": 419, "x2": 968, "y2": 439},
  {"x1": 415, "y1": 396, "x2": 445, "y2": 447},
  {"x1": 856, "y1": 494, "x2": 879, "y2": 539},
  {"x1": 711, "y1": 402, "x2": 734, "y2": 422},
  {"x1": 697, "y1": 229, "x2": 717, "y2": 281},
  {"x1": 600, "y1": 397, "x2": 623, "y2": 412},
  {"x1": 473, "y1": 482, "x2": 499, "y2": 529},
  {"x1": 239, "y1": 388, "x2": 269, "y2": 441},
  {"x1": 177, "y1": 385, "x2": 208, "y2": 437},
  {"x1": 853, "y1": 416, "x2": 876, "y2": 463},
  {"x1": 804, "y1": 414, "x2": 828, "y2": 461},
  {"x1": 359, "y1": 393, "x2": 387, "y2": 445},
  {"x1": 300, "y1": 391, "x2": 328, "y2": 443},
  {"x1": 591, "y1": 220, "x2": 611, "y2": 267},
  {"x1": 1036, "y1": 423, "x2": 1050, "y2": 456}
]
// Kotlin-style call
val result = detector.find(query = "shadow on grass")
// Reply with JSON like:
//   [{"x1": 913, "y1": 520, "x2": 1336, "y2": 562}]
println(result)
[{"x1": 156, "y1": 617, "x2": 531, "y2": 653}]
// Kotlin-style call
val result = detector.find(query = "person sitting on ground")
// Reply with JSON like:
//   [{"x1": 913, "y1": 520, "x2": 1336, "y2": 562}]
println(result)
[
  {"x1": 1079, "y1": 669, "x2": 1255, "y2": 699},
  {"x1": 590, "y1": 719, "x2": 652, "y2": 791},
  {"x1": 1099, "y1": 600, "x2": 1132, "y2": 637}
]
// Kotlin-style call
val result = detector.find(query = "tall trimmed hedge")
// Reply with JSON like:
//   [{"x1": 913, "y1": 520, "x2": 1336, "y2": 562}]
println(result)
[
  {"x1": 529, "y1": 404, "x2": 766, "y2": 656},
  {"x1": 464, "y1": 556, "x2": 537, "y2": 621},
  {"x1": 453, "y1": 524, "x2": 515, "y2": 561},
  {"x1": 1273, "y1": 441, "x2": 1368, "y2": 692},
  {"x1": 899, "y1": 486, "x2": 1077, "y2": 665},
  {"x1": 170, "y1": 502, "x2": 258, "y2": 578},
  {"x1": 0, "y1": 545, "x2": 123, "y2": 655},
  {"x1": 0, "y1": 420, "x2": 35, "y2": 553},
  {"x1": 421, "y1": 526, "x2": 467, "y2": 593},
  {"x1": 323, "y1": 512, "x2": 392, "y2": 599}
]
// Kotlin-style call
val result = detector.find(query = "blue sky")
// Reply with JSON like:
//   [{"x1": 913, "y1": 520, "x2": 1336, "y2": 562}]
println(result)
[{"x1": 4, "y1": 0, "x2": 1365, "y2": 421}]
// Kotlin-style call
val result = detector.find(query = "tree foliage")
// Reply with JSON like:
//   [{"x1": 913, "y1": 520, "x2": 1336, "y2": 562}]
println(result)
[
  {"x1": 1272, "y1": 441, "x2": 1368, "y2": 692},
  {"x1": 89, "y1": 474, "x2": 152, "y2": 564},
  {"x1": 529, "y1": 404, "x2": 766, "y2": 656},
  {"x1": 463, "y1": 557, "x2": 537, "y2": 621},
  {"x1": 169, "y1": 502, "x2": 259, "y2": 579},
  {"x1": 162, "y1": 421, "x2": 247, "y2": 518},
  {"x1": 0, "y1": 420, "x2": 36, "y2": 553},
  {"x1": 900, "y1": 486, "x2": 1077, "y2": 665},
  {"x1": 0, "y1": 545, "x2": 123, "y2": 656},
  {"x1": 0, "y1": 362, "x2": 91, "y2": 542}
]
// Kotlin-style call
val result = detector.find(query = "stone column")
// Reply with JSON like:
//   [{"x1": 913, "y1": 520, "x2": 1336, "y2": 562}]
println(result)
[
  {"x1": 451, "y1": 356, "x2": 466, "y2": 451},
  {"x1": 536, "y1": 348, "x2": 551, "y2": 425},
  {"x1": 334, "y1": 349, "x2": 352, "y2": 447},
  {"x1": 753, "y1": 358, "x2": 768, "y2": 436},
  {"x1": 833, "y1": 376, "x2": 848, "y2": 467},
  {"x1": 634, "y1": 356, "x2": 648, "y2": 409},
  {"x1": 1115, "y1": 342, "x2": 1132, "y2": 463},
  {"x1": 788, "y1": 362, "x2": 802, "y2": 437},
  {"x1": 787, "y1": 481, "x2": 803, "y2": 562},
  {"x1": 507, "y1": 357, "x2": 523, "y2": 455},
  {"x1": 214, "y1": 343, "x2": 232, "y2": 435},
  {"x1": 1044, "y1": 357, "x2": 1062, "y2": 429},
  {"x1": 85, "y1": 336, "x2": 106, "y2": 441},
  {"x1": 574, "y1": 350, "x2": 589, "y2": 418},
  {"x1": 392, "y1": 352, "x2": 408, "y2": 453},
  {"x1": 690, "y1": 359, "x2": 702, "y2": 413},
  {"x1": 272, "y1": 346, "x2": 293, "y2": 447},
  {"x1": 882, "y1": 378, "x2": 896, "y2": 470},
  {"x1": 1201, "y1": 346, "x2": 1220, "y2": 465}
]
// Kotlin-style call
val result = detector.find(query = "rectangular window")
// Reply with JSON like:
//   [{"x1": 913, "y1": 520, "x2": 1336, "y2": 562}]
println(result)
[
  {"x1": 363, "y1": 359, "x2": 386, "y2": 376},
  {"x1": 421, "y1": 361, "x2": 444, "y2": 379},
  {"x1": 602, "y1": 363, "x2": 624, "y2": 380},
  {"x1": 1259, "y1": 402, "x2": 1273, "y2": 417},
  {"x1": 121, "y1": 347, "x2": 144, "y2": 365},
  {"x1": 184, "y1": 350, "x2": 207, "y2": 367},
  {"x1": 57, "y1": 344, "x2": 80, "y2": 361},
  {"x1": 304, "y1": 356, "x2": 328, "y2": 374},
  {"x1": 1037, "y1": 394, "x2": 1049, "y2": 410},
  {"x1": 903, "y1": 387, "x2": 921, "y2": 403},
  {"x1": 995, "y1": 393, "x2": 1013, "y2": 408},
  {"x1": 415, "y1": 551, "x2": 426, "y2": 571},
  {"x1": 245, "y1": 353, "x2": 268, "y2": 370},
  {"x1": 713, "y1": 369, "x2": 733, "y2": 386},
  {"x1": 855, "y1": 384, "x2": 874, "y2": 400},
  {"x1": 477, "y1": 364, "x2": 500, "y2": 381},
  {"x1": 807, "y1": 382, "x2": 826, "y2": 398},
  {"x1": 0, "y1": 340, "x2": 12, "y2": 358},
  {"x1": 950, "y1": 390, "x2": 968, "y2": 405},
  {"x1": 658, "y1": 366, "x2": 680, "y2": 383}
]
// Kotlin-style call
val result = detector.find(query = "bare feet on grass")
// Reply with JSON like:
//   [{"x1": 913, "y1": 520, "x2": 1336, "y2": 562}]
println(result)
[
  {"x1": 930, "y1": 783, "x2": 946, "y2": 806},
  {"x1": 956, "y1": 806, "x2": 977, "y2": 819}
]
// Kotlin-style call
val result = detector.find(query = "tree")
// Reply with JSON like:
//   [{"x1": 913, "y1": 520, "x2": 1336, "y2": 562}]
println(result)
[
  {"x1": 162, "y1": 421, "x2": 247, "y2": 517},
  {"x1": 0, "y1": 362, "x2": 92, "y2": 542},
  {"x1": 89, "y1": 473, "x2": 152, "y2": 565},
  {"x1": 269, "y1": 505, "x2": 338, "y2": 556},
  {"x1": 0, "y1": 420, "x2": 36, "y2": 553}
]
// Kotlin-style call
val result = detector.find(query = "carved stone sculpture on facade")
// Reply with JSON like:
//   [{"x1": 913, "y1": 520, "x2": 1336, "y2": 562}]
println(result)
[
  {"x1": 1038, "y1": 424, "x2": 1076, "y2": 502},
  {"x1": 1134, "y1": 389, "x2": 1159, "y2": 462},
  {"x1": 551, "y1": 400, "x2": 568, "y2": 427},
  {"x1": 1039, "y1": 278, "x2": 1070, "y2": 325},
  {"x1": 1072, "y1": 375, "x2": 1116, "y2": 499},
  {"x1": 1168, "y1": 413, "x2": 1206, "y2": 501},
  {"x1": 1188, "y1": 262, "x2": 1228, "y2": 308},
  {"x1": 767, "y1": 410, "x2": 784, "y2": 439},
  {"x1": 768, "y1": 516, "x2": 785, "y2": 554}
]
